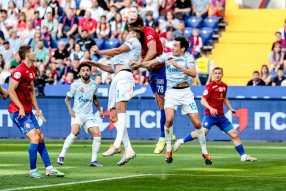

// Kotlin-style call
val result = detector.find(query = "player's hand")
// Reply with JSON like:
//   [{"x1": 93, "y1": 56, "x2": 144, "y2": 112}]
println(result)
[
  {"x1": 129, "y1": 59, "x2": 140, "y2": 70},
  {"x1": 17, "y1": 107, "x2": 25, "y2": 119},
  {"x1": 169, "y1": 60, "x2": 180, "y2": 68},
  {"x1": 69, "y1": 109, "x2": 75, "y2": 117},
  {"x1": 91, "y1": 45, "x2": 100, "y2": 54},
  {"x1": 86, "y1": 60, "x2": 97, "y2": 67},
  {"x1": 209, "y1": 108, "x2": 217, "y2": 116},
  {"x1": 1, "y1": 89, "x2": 9, "y2": 100},
  {"x1": 99, "y1": 110, "x2": 104, "y2": 119},
  {"x1": 36, "y1": 109, "x2": 47, "y2": 123},
  {"x1": 231, "y1": 109, "x2": 237, "y2": 117}
]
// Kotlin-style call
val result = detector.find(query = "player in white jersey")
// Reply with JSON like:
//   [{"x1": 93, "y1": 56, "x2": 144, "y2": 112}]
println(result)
[
  {"x1": 87, "y1": 30, "x2": 145, "y2": 166},
  {"x1": 130, "y1": 36, "x2": 212, "y2": 165},
  {"x1": 57, "y1": 63, "x2": 105, "y2": 167}
]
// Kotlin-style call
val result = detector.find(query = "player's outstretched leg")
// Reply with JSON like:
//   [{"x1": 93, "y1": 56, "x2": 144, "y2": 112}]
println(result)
[
  {"x1": 154, "y1": 108, "x2": 166, "y2": 154},
  {"x1": 164, "y1": 108, "x2": 175, "y2": 163},
  {"x1": 88, "y1": 126, "x2": 103, "y2": 167}
]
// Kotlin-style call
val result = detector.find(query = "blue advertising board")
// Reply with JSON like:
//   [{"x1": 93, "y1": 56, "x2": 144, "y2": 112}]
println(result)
[{"x1": 0, "y1": 97, "x2": 285, "y2": 141}]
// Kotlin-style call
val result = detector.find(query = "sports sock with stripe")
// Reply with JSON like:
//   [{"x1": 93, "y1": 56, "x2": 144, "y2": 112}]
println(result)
[
  {"x1": 60, "y1": 133, "x2": 76, "y2": 157},
  {"x1": 92, "y1": 137, "x2": 101, "y2": 162}
]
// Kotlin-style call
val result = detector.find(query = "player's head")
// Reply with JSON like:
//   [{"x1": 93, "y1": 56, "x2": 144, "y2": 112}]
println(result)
[
  {"x1": 172, "y1": 36, "x2": 189, "y2": 56},
  {"x1": 213, "y1": 67, "x2": 224, "y2": 82},
  {"x1": 126, "y1": 30, "x2": 145, "y2": 44},
  {"x1": 252, "y1": 71, "x2": 260, "y2": 82},
  {"x1": 19, "y1": 45, "x2": 36, "y2": 62},
  {"x1": 79, "y1": 63, "x2": 92, "y2": 81},
  {"x1": 128, "y1": 14, "x2": 144, "y2": 31}
]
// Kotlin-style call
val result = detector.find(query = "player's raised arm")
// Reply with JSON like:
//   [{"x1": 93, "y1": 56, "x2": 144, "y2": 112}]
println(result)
[
  {"x1": 224, "y1": 97, "x2": 237, "y2": 116},
  {"x1": 8, "y1": 79, "x2": 25, "y2": 118},
  {"x1": 141, "y1": 41, "x2": 157, "y2": 62},
  {"x1": 86, "y1": 60, "x2": 115, "y2": 74},
  {"x1": 93, "y1": 95, "x2": 104, "y2": 119},
  {"x1": 92, "y1": 44, "x2": 130, "y2": 56},
  {"x1": 0, "y1": 84, "x2": 9, "y2": 100},
  {"x1": 30, "y1": 83, "x2": 46, "y2": 122},
  {"x1": 169, "y1": 60, "x2": 197, "y2": 77},
  {"x1": 129, "y1": 58, "x2": 160, "y2": 69}
]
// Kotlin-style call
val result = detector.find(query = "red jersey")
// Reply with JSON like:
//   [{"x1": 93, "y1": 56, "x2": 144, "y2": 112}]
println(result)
[
  {"x1": 79, "y1": 18, "x2": 97, "y2": 33},
  {"x1": 8, "y1": 63, "x2": 36, "y2": 114},
  {"x1": 202, "y1": 80, "x2": 228, "y2": 116},
  {"x1": 142, "y1": 26, "x2": 164, "y2": 69}
]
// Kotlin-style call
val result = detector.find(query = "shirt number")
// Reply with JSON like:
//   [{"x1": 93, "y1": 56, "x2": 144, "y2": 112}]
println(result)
[
  {"x1": 157, "y1": 85, "x2": 164, "y2": 93},
  {"x1": 189, "y1": 102, "x2": 197, "y2": 111}
]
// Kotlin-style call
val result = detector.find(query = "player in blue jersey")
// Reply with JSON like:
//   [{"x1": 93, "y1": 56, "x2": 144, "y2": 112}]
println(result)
[
  {"x1": 57, "y1": 63, "x2": 105, "y2": 167},
  {"x1": 87, "y1": 30, "x2": 144, "y2": 165},
  {"x1": 130, "y1": 36, "x2": 212, "y2": 165},
  {"x1": 174, "y1": 67, "x2": 257, "y2": 162}
]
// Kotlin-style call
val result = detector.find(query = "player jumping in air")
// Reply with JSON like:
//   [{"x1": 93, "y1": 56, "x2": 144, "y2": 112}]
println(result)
[
  {"x1": 87, "y1": 30, "x2": 144, "y2": 166},
  {"x1": 130, "y1": 36, "x2": 212, "y2": 164},
  {"x1": 174, "y1": 67, "x2": 257, "y2": 162},
  {"x1": 128, "y1": 14, "x2": 175, "y2": 154},
  {"x1": 57, "y1": 63, "x2": 105, "y2": 167},
  {"x1": 8, "y1": 46, "x2": 64, "y2": 178}
]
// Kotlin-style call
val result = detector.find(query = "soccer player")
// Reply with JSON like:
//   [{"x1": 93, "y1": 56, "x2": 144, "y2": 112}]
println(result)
[
  {"x1": 87, "y1": 30, "x2": 144, "y2": 166},
  {"x1": 130, "y1": 36, "x2": 212, "y2": 164},
  {"x1": 57, "y1": 63, "x2": 105, "y2": 167},
  {"x1": 8, "y1": 46, "x2": 64, "y2": 178},
  {"x1": 174, "y1": 67, "x2": 257, "y2": 162},
  {"x1": 128, "y1": 14, "x2": 175, "y2": 154}
]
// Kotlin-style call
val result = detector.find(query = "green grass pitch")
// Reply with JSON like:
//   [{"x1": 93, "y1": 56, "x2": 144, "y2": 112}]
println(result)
[{"x1": 0, "y1": 139, "x2": 286, "y2": 191}]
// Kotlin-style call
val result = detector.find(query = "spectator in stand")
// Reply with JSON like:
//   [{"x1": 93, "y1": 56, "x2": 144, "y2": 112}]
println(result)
[
  {"x1": 48, "y1": 0, "x2": 60, "y2": 18},
  {"x1": 81, "y1": 50, "x2": 91, "y2": 62},
  {"x1": 120, "y1": 0, "x2": 137, "y2": 15},
  {"x1": 60, "y1": 58, "x2": 73, "y2": 81},
  {"x1": 66, "y1": 36, "x2": 75, "y2": 53},
  {"x1": 90, "y1": 49, "x2": 98, "y2": 61},
  {"x1": 209, "y1": 0, "x2": 225, "y2": 17},
  {"x1": 271, "y1": 32, "x2": 286, "y2": 51},
  {"x1": 77, "y1": 11, "x2": 97, "y2": 39},
  {"x1": 70, "y1": 43, "x2": 84, "y2": 61},
  {"x1": 45, "y1": 69, "x2": 57, "y2": 85},
  {"x1": 28, "y1": 30, "x2": 49, "y2": 50},
  {"x1": 173, "y1": 22, "x2": 189, "y2": 39},
  {"x1": 78, "y1": 29, "x2": 96, "y2": 51},
  {"x1": 41, "y1": 12, "x2": 59, "y2": 43},
  {"x1": 34, "y1": 63, "x2": 47, "y2": 95},
  {"x1": 196, "y1": 49, "x2": 214, "y2": 85},
  {"x1": 22, "y1": 21, "x2": 36, "y2": 45},
  {"x1": 8, "y1": 29, "x2": 23, "y2": 52},
  {"x1": 145, "y1": 0, "x2": 160, "y2": 19},
  {"x1": 96, "y1": 15, "x2": 110, "y2": 40},
  {"x1": 7, "y1": 1, "x2": 19, "y2": 25},
  {"x1": 269, "y1": 43, "x2": 284, "y2": 71},
  {"x1": 61, "y1": 0, "x2": 76, "y2": 15},
  {"x1": 14, "y1": 12, "x2": 26, "y2": 37},
  {"x1": 175, "y1": 0, "x2": 192, "y2": 20},
  {"x1": 188, "y1": 28, "x2": 203, "y2": 59},
  {"x1": 110, "y1": 0, "x2": 125, "y2": 10},
  {"x1": 78, "y1": 0, "x2": 92, "y2": 16},
  {"x1": 144, "y1": 11, "x2": 159, "y2": 33},
  {"x1": 34, "y1": 40, "x2": 50, "y2": 66},
  {"x1": 0, "y1": 41, "x2": 16, "y2": 63},
  {"x1": 133, "y1": 69, "x2": 144, "y2": 85},
  {"x1": 0, "y1": 62, "x2": 11, "y2": 84},
  {"x1": 107, "y1": 5, "x2": 117, "y2": 23},
  {"x1": 49, "y1": 62, "x2": 59, "y2": 79},
  {"x1": 87, "y1": 0, "x2": 105, "y2": 22},
  {"x1": 11, "y1": 53, "x2": 22, "y2": 67},
  {"x1": 0, "y1": 31, "x2": 4, "y2": 42},
  {"x1": 160, "y1": 37, "x2": 172, "y2": 53},
  {"x1": 58, "y1": 8, "x2": 79, "y2": 38},
  {"x1": 272, "y1": 67, "x2": 286, "y2": 86},
  {"x1": 0, "y1": 10, "x2": 13, "y2": 39},
  {"x1": 141, "y1": 69, "x2": 149, "y2": 85},
  {"x1": 192, "y1": 0, "x2": 210, "y2": 19},
  {"x1": 260, "y1": 65, "x2": 272, "y2": 86},
  {"x1": 32, "y1": 10, "x2": 42, "y2": 29},
  {"x1": 95, "y1": 75, "x2": 103, "y2": 84},
  {"x1": 41, "y1": 26, "x2": 52, "y2": 47},
  {"x1": 21, "y1": 0, "x2": 34, "y2": 21},
  {"x1": 279, "y1": 21, "x2": 286, "y2": 41},
  {"x1": 15, "y1": 0, "x2": 27, "y2": 9},
  {"x1": 51, "y1": 41, "x2": 69, "y2": 69},
  {"x1": 247, "y1": 71, "x2": 266, "y2": 86},
  {"x1": 160, "y1": 0, "x2": 175, "y2": 16},
  {"x1": 34, "y1": 0, "x2": 41, "y2": 9},
  {"x1": 71, "y1": 57, "x2": 81, "y2": 79},
  {"x1": 37, "y1": 0, "x2": 52, "y2": 19},
  {"x1": 111, "y1": 13, "x2": 124, "y2": 43},
  {"x1": 159, "y1": 11, "x2": 179, "y2": 33},
  {"x1": 0, "y1": 54, "x2": 4, "y2": 72},
  {"x1": 63, "y1": 71, "x2": 74, "y2": 84},
  {"x1": 165, "y1": 30, "x2": 174, "y2": 49},
  {"x1": 97, "y1": 55, "x2": 112, "y2": 72},
  {"x1": 90, "y1": 65, "x2": 102, "y2": 80}
]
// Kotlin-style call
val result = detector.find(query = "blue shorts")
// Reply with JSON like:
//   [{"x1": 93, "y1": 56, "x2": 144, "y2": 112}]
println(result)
[
  {"x1": 9, "y1": 113, "x2": 40, "y2": 134},
  {"x1": 149, "y1": 67, "x2": 167, "y2": 95},
  {"x1": 202, "y1": 115, "x2": 233, "y2": 133}
]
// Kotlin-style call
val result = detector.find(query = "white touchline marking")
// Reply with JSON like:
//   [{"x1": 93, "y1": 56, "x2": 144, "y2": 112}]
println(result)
[
  {"x1": 155, "y1": 174, "x2": 286, "y2": 179},
  {"x1": 0, "y1": 174, "x2": 153, "y2": 191}
]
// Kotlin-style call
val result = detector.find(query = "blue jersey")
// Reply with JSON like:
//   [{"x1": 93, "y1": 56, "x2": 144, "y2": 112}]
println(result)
[
  {"x1": 111, "y1": 37, "x2": 141, "y2": 71},
  {"x1": 156, "y1": 52, "x2": 196, "y2": 89},
  {"x1": 67, "y1": 79, "x2": 98, "y2": 116}
]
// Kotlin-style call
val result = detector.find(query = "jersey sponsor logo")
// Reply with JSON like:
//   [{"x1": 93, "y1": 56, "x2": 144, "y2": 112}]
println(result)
[
  {"x1": 203, "y1": 90, "x2": 208, "y2": 95},
  {"x1": 157, "y1": 79, "x2": 164, "y2": 85},
  {"x1": 26, "y1": 123, "x2": 30, "y2": 128},
  {"x1": 14, "y1": 72, "x2": 21, "y2": 79},
  {"x1": 166, "y1": 65, "x2": 181, "y2": 73},
  {"x1": 147, "y1": 35, "x2": 153, "y2": 40},
  {"x1": 217, "y1": 93, "x2": 224, "y2": 100},
  {"x1": 212, "y1": 85, "x2": 217, "y2": 89},
  {"x1": 79, "y1": 87, "x2": 84, "y2": 92},
  {"x1": 78, "y1": 95, "x2": 92, "y2": 102}
]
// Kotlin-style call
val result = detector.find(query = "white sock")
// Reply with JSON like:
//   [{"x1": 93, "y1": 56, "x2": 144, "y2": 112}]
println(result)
[
  {"x1": 122, "y1": 126, "x2": 133, "y2": 152},
  {"x1": 91, "y1": 137, "x2": 101, "y2": 162},
  {"x1": 60, "y1": 133, "x2": 76, "y2": 157},
  {"x1": 113, "y1": 113, "x2": 126, "y2": 148},
  {"x1": 30, "y1": 168, "x2": 37, "y2": 173},
  {"x1": 241, "y1": 154, "x2": 247, "y2": 158},
  {"x1": 195, "y1": 128, "x2": 208, "y2": 154},
  {"x1": 164, "y1": 125, "x2": 173, "y2": 152},
  {"x1": 46, "y1": 166, "x2": 53, "y2": 170},
  {"x1": 179, "y1": 139, "x2": 184, "y2": 144},
  {"x1": 159, "y1": 137, "x2": 166, "y2": 142}
]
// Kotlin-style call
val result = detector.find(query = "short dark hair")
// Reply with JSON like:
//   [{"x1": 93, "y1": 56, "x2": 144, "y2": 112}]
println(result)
[
  {"x1": 78, "y1": 63, "x2": 91, "y2": 71},
  {"x1": 200, "y1": 49, "x2": 208, "y2": 55},
  {"x1": 174, "y1": 36, "x2": 189, "y2": 52},
  {"x1": 100, "y1": 15, "x2": 106, "y2": 19},
  {"x1": 69, "y1": 35, "x2": 75, "y2": 40},
  {"x1": 19, "y1": 45, "x2": 32, "y2": 60},
  {"x1": 82, "y1": 29, "x2": 88, "y2": 33},
  {"x1": 146, "y1": 11, "x2": 153, "y2": 17},
  {"x1": 1, "y1": 10, "x2": 7, "y2": 14},
  {"x1": 132, "y1": 29, "x2": 145, "y2": 44},
  {"x1": 213, "y1": 67, "x2": 223, "y2": 73},
  {"x1": 74, "y1": 57, "x2": 80, "y2": 61},
  {"x1": 276, "y1": 31, "x2": 282, "y2": 36},
  {"x1": 129, "y1": 14, "x2": 144, "y2": 28},
  {"x1": 277, "y1": 67, "x2": 284, "y2": 72},
  {"x1": 253, "y1": 70, "x2": 260, "y2": 75}
]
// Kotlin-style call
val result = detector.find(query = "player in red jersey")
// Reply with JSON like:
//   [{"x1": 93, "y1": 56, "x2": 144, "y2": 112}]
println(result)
[
  {"x1": 8, "y1": 46, "x2": 64, "y2": 178},
  {"x1": 174, "y1": 67, "x2": 257, "y2": 162},
  {"x1": 129, "y1": 15, "x2": 175, "y2": 154}
]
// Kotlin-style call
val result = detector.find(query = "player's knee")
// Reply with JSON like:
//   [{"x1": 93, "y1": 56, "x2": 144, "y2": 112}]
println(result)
[
  {"x1": 110, "y1": 115, "x2": 118, "y2": 124},
  {"x1": 71, "y1": 131, "x2": 79, "y2": 136},
  {"x1": 93, "y1": 131, "x2": 101, "y2": 137},
  {"x1": 165, "y1": 117, "x2": 174, "y2": 127},
  {"x1": 193, "y1": 121, "x2": 202, "y2": 129},
  {"x1": 231, "y1": 130, "x2": 239, "y2": 139}
]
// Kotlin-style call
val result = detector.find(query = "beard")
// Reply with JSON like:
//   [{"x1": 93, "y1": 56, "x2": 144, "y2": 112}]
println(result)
[{"x1": 82, "y1": 75, "x2": 90, "y2": 81}]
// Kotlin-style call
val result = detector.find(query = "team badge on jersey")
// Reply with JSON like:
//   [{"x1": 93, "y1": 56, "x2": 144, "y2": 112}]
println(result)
[
  {"x1": 14, "y1": 72, "x2": 21, "y2": 79},
  {"x1": 219, "y1": 87, "x2": 223, "y2": 92},
  {"x1": 79, "y1": 87, "x2": 84, "y2": 92},
  {"x1": 203, "y1": 90, "x2": 208, "y2": 95},
  {"x1": 85, "y1": 87, "x2": 89, "y2": 92},
  {"x1": 26, "y1": 123, "x2": 30, "y2": 128},
  {"x1": 204, "y1": 122, "x2": 208, "y2": 127}
]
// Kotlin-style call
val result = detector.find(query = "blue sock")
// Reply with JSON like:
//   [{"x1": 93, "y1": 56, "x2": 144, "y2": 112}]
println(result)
[
  {"x1": 183, "y1": 133, "x2": 193, "y2": 142},
  {"x1": 160, "y1": 109, "x2": 166, "y2": 138},
  {"x1": 29, "y1": 143, "x2": 38, "y2": 170},
  {"x1": 235, "y1": 144, "x2": 246, "y2": 156},
  {"x1": 38, "y1": 142, "x2": 52, "y2": 168}
]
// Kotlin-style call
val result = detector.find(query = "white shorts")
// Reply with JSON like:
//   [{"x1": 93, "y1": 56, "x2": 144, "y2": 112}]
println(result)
[
  {"x1": 164, "y1": 87, "x2": 198, "y2": 115},
  {"x1": 108, "y1": 70, "x2": 135, "y2": 110},
  {"x1": 71, "y1": 115, "x2": 99, "y2": 133}
]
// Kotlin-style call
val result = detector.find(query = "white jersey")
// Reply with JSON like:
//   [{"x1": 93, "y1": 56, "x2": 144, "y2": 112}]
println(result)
[
  {"x1": 111, "y1": 37, "x2": 141, "y2": 71},
  {"x1": 156, "y1": 52, "x2": 196, "y2": 89},
  {"x1": 67, "y1": 79, "x2": 98, "y2": 116}
]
